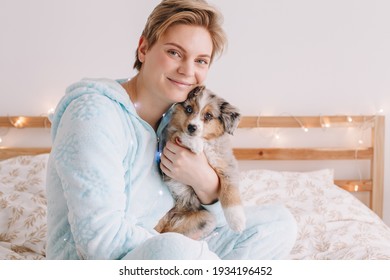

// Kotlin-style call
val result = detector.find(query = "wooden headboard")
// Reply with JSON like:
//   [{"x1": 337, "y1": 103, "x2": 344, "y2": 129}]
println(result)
[
  {"x1": 0, "y1": 116, "x2": 51, "y2": 159},
  {"x1": 234, "y1": 115, "x2": 385, "y2": 218},
  {"x1": 0, "y1": 115, "x2": 385, "y2": 218}
]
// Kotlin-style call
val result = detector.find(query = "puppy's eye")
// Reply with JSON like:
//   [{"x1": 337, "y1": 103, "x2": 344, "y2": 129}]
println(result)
[
  {"x1": 204, "y1": 112, "x2": 213, "y2": 121},
  {"x1": 185, "y1": 105, "x2": 193, "y2": 114}
]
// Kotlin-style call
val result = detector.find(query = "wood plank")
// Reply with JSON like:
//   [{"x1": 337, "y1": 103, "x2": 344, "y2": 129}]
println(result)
[
  {"x1": 1, "y1": 115, "x2": 374, "y2": 129},
  {"x1": 0, "y1": 116, "x2": 51, "y2": 128},
  {"x1": 233, "y1": 148, "x2": 373, "y2": 160},
  {"x1": 335, "y1": 180, "x2": 373, "y2": 192},
  {"x1": 371, "y1": 115, "x2": 385, "y2": 218},
  {"x1": 238, "y1": 115, "x2": 375, "y2": 128},
  {"x1": 0, "y1": 147, "x2": 51, "y2": 160}
]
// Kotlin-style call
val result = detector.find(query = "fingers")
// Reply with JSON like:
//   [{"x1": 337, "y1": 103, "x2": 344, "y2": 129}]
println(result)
[
  {"x1": 163, "y1": 141, "x2": 190, "y2": 163},
  {"x1": 160, "y1": 141, "x2": 192, "y2": 179},
  {"x1": 160, "y1": 153, "x2": 173, "y2": 176},
  {"x1": 160, "y1": 141, "x2": 180, "y2": 176},
  {"x1": 165, "y1": 140, "x2": 184, "y2": 155},
  {"x1": 159, "y1": 140, "x2": 210, "y2": 187},
  {"x1": 162, "y1": 141, "x2": 177, "y2": 162}
]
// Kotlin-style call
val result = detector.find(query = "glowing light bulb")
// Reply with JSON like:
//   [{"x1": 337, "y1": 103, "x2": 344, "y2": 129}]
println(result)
[
  {"x1": 302, "y1": 126, "x2": 309, "y2": 132},
  {"x1": 347, "y1": 116, "x2": 353, "y2": 123},
  {"x1": 354, "y1": 185, "x2": 359, "y2": 192},
  {"x1": 47, "y1": 108, "x2": 55, "y2": 115},
  {"x1": 358, "y1": 139, "x2": 364, "y2": 145},
  {"x1": 14, "y1": 117, "x2": 26, "y2": 128}
]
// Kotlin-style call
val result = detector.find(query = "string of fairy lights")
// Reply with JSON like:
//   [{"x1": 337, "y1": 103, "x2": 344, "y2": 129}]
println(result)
[
  {"x1": 0, "y1": 108, "x2": 384, "y2": 145},
  {"x1": 253, "y1": 110, "x2": 384, "y2": 146},
  {"x1": 0, "y1": 108, "x2": 55, "y2": 144}
]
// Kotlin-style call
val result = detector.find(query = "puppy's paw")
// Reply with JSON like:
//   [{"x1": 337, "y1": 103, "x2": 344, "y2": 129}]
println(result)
[
  {"x1": 190, "y1": 139, "x2": 204, "y2": 154},
  {"x1": 223, "y1": 206, "x2": 246, "y2": 233},
  {"x1": 180, "y1": 135, "x2": 204, "y2": 154}
]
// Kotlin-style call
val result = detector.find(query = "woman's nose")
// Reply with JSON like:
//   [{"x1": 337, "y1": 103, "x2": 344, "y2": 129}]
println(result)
[{"x1": 178, "y1": 60, "x2": 194, "y2": 76}]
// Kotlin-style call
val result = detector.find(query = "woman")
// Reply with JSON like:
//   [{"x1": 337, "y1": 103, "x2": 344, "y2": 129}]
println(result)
[{"x1": 46, "y1": 0, "x2": 297, "y2": 260}]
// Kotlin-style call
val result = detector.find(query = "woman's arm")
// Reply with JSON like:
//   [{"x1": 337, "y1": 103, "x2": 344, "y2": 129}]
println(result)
[{"x1": 50, "y1": 93, "x2": 156, "y2": 259}]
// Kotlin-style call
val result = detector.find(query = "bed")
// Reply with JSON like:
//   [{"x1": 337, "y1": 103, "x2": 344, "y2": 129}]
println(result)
[{"x1": 1, "y1": 115, "x2": 389, "y2": 260}]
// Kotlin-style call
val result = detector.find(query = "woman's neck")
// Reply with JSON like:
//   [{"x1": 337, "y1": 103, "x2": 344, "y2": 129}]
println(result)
[{"x1": 123, "y1": 75, "x2": 169, "y2": 131}]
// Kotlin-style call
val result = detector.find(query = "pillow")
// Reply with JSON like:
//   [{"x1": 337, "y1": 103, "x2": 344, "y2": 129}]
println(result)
[
  {"x1": 239, "y1": 169, "x2": 390, "y2": 259},
  {"x1": 0, "y1": 153, "x2": 49, "y2": 259},
  {"x1": 239, "y1": 168, "x2": 335, "y2": 217}
]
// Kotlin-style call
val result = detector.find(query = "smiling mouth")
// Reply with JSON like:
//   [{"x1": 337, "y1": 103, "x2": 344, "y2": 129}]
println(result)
[{"x1": 168, "y1": 78, "x2": 193, "y2": 87}]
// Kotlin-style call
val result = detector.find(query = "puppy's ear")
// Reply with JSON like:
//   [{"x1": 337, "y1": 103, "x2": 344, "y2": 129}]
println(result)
[
  {"x1": 187, "y1": 85, "x2": 205, "y2": 100},
  {"x1": 219, "y1": 101, "x2": 241, "y2": 135}
]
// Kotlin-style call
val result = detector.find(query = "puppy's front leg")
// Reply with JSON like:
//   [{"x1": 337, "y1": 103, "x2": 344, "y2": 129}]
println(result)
[
  {"x1": 218, "y1": 173, "x2": 246, "y2": 233},
  {"x1": 179, "y1": 135, "x2": 204, "y2": 154}
]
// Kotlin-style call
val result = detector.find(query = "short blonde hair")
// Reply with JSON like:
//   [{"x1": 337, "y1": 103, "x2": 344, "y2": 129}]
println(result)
[{"x1": 134, "y1": 0, "x2": 227, "y2": 71}]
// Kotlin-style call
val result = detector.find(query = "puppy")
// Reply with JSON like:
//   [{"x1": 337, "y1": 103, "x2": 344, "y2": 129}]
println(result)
[{"x1": 155, "y1": 86, "x2": 246, "y2": 239}]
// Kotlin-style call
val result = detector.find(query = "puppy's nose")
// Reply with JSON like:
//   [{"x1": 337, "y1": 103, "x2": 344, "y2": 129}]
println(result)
[{"x1": 187, "y1": 124, "x2": 197, "y2": 134}]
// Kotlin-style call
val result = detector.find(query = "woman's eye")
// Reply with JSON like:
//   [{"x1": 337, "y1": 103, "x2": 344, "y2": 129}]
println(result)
[
  {"x1": 205, "y1": 112, "x2": 213, "y2": 121},
  {"x1": 168, "y1": 50, "x2": 180, "y2": 57},
  {"x1": 196, "y1": 59, "x2": 209, "y2": 65},
  {"x1": 185, "y1": 106, "x2": 193, "y2": 114}
]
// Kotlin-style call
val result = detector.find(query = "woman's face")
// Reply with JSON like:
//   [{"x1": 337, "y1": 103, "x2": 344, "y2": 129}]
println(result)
[{"x1": 138, "y1": 24, "x2": 213, "y2": 105}]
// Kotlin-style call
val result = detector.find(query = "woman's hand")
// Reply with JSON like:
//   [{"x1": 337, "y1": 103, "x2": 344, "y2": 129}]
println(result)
[{"x1": 160, "y1": 140, "x2": 220, "y2": 204}]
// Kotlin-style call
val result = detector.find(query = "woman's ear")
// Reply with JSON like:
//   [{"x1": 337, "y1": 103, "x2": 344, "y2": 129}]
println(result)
[{"x1": 138, "y1": 36, "x2": 149, "y2": 63}]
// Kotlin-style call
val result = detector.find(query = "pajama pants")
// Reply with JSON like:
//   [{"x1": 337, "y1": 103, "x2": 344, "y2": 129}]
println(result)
[{"x1": 123, "y1": 204, "x2": 297, "y2": 260}]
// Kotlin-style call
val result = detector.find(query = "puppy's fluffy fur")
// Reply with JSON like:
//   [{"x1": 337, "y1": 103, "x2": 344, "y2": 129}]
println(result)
[{"x1": 155, "y1": 86, "x2": 246, "y2": 239}]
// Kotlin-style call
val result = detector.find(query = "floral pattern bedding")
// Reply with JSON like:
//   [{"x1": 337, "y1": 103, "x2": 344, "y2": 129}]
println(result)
[
  {"x1": 1, "y1": 154, "x2": 390, "y2": 259},
  {"x1": 240, "y1": 169, "x2": 390, "y2": 259},
  {"x1": 0, "y1": 154, "x2": 48, "y2": 259}
]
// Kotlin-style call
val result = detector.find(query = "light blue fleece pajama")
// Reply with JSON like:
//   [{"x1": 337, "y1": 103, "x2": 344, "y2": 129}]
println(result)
[
  {"x1": 123, "y1": 205, "x2": 297, "y2": 260},
  {"x1": 46, "y1": 78, "x2": 297, "y2": 260}
]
